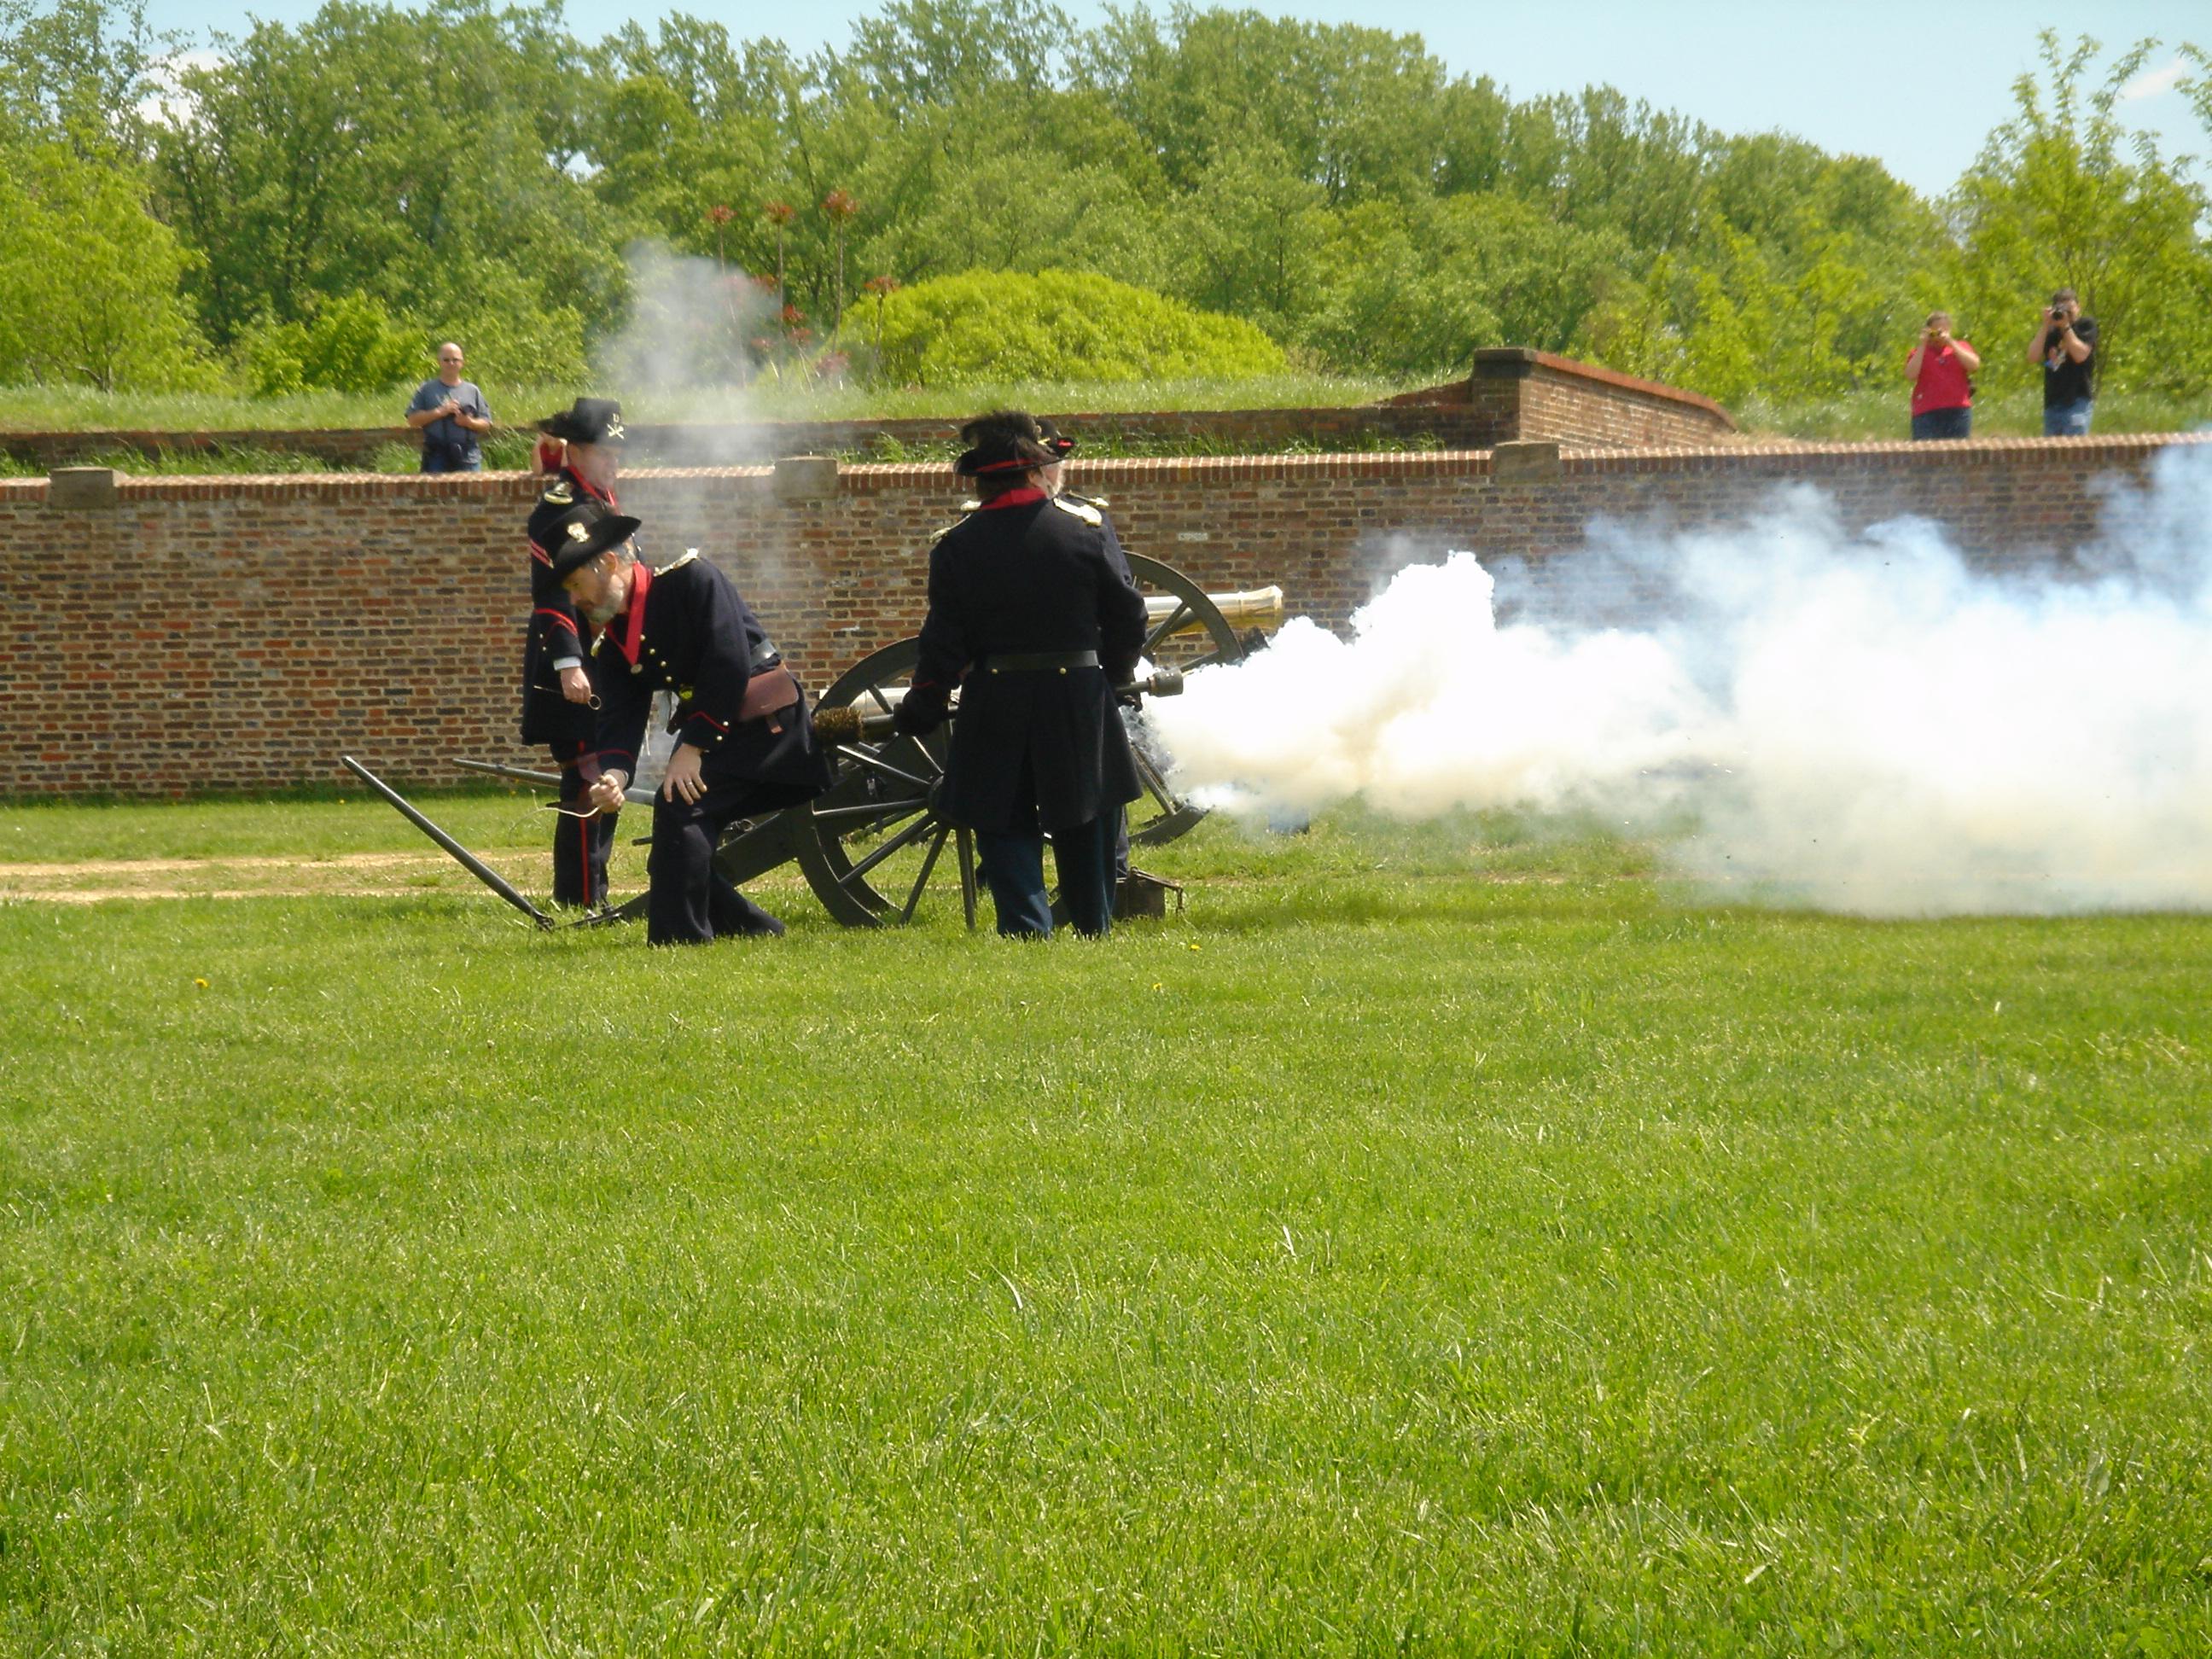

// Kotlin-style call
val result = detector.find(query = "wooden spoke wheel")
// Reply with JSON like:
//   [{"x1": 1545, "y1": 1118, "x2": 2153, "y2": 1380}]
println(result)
[
  {"x1": 792, "y1": 638, "x2": 975, "y2": 929},
  {"x1": 793, "y1": 554, "x2": 1254, "y2": 928}
]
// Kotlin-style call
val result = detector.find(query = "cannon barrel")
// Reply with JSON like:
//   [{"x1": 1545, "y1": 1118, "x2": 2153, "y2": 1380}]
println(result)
[
  {"x1": 813, "y1": 669, "x2": 1183, "y2": 747},
  {"x1": 1146, "y1": 584, "x2": 1282, "y2": 634}
]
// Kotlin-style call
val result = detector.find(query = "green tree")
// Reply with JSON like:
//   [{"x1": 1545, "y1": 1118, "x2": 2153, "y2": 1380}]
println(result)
[
  {"x1": 0, "y1": 138, "x2": 210, "y2": 388},
  {"x1": 0, "y1": 0, "x2": 163, "y2": 151},
  {"x1": 152, "y1": 1, "x2": 624, "y2": 347},
  {"x1": 1302, "y1": 194, "x2": 1631, "y2": 377},
  {"x1": 1947, "y1": 32, "x2": 2212, "y2": 395},
  {"x1": 868, "y1": 268, "x2": 1284, "y2": 384}
]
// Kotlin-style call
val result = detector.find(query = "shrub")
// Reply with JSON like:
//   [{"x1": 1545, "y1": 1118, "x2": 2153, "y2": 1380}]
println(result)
[
  {"x1": 0, "y1": 142, "x2": 214, "y2": 392},
  {"x1": 233, "y1": 293, "x2": 426, "y2": 396},
  {"x1": 867, "y1": 270, "x2": 1286, "y2": 386}
]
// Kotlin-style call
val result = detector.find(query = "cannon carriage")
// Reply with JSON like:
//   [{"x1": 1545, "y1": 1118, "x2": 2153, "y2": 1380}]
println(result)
[{"x1": 358, "y1": 552, "x2": 1281, "y2": 931}]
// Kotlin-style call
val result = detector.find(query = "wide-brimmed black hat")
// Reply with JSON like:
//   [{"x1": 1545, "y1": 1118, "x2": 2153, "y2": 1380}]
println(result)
[
  {"x1": 535, "y1": 397, "x2": 627, "y2": 445},
  {"x1": 1033, "y1": 417, "x2": 1076, "y2": 461},
  {"x1": 544, "y1": 503, "x2": 642, "y2": 580},
  {"x1": 953, "y1": 410, "x2": 1057, "y2": 477}
]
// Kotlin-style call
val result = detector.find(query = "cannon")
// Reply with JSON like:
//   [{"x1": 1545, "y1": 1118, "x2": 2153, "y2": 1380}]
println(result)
[{"x1": 365, "y1": 552, "x2": 1280, "y2": 930}]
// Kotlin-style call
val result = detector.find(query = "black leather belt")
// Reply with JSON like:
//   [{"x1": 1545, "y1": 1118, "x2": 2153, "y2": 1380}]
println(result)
[{"x1": 986, "y1": 649, "x2": 1098, "y2": 672}]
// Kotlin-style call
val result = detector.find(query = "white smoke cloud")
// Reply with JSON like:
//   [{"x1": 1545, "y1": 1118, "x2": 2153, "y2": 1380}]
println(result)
[
  {"x1": 1146, "y1": 445, "x2": 2212, "y2": 916},
  {"x1": 600, "y1": 241, "x2": 783, "y2": 436}
]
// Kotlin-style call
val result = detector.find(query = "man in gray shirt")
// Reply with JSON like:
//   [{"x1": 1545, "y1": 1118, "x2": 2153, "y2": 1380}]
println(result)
[{"x1": 405, "y1": 341, "x2": 492, "y2": 472}]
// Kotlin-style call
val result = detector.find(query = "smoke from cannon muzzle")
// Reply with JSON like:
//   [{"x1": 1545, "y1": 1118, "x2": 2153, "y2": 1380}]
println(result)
[{"x1": 812, "y1": 669, "x2": 1183, "y2": 747}]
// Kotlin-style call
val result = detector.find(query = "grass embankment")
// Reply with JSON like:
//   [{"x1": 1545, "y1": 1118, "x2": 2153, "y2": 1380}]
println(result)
[
  {"x1": 3, "y1": 796, "x2": 2209, "y2": 1653},
  {"x1": 1736, "y1": 384, "x2": 2209, "y2": 441},
  {"x1": 3, "y1": 378, "x2": 2202, "y2": 477}
]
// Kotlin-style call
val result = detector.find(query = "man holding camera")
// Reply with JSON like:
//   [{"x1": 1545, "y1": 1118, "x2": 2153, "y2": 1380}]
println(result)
[
  {"x1": 405, "y1": 342, "x2": 492, "y2": 473},
  {"x1": 2029, "y1": 288, "x2": 2098, "y2": 436},
  {"x1": 1904, "y1": 311, "x2": 1980, "y2": 440}
]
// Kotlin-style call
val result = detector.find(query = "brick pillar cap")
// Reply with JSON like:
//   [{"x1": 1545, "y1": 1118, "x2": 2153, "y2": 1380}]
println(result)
[
  {"x1": 771, "y1": 453, "x2": 840, "y2": 502},
  {"x1": 49, "y1": 466, "x2": 121, "y2": 510}
]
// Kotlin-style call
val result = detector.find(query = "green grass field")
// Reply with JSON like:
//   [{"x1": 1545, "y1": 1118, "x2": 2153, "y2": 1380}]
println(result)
[{"x1": 3, "y1": 796, "x2": 2209, "y2": 1655}]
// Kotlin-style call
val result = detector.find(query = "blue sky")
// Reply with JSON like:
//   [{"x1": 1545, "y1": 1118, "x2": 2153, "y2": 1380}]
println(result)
[{"x1": 143, "y1": 0, "x2": 2207, "y2": 201}]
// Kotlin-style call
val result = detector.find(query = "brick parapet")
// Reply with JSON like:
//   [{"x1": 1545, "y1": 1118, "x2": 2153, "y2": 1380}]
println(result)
[
  {"x1": 1, "y1": 347, "x2": 1744, "y2": 473},
  {"x1": 4, "y1": 433, "x2": 2203, "y2": 797}
]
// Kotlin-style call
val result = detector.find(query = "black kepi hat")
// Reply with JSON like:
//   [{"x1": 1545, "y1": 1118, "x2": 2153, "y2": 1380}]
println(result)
[
  {"x1": 536, "y1": 397, "x2": 627, "y2": 445},
  {"x1": 545, "y1": 503, "x2": 643, "y2": 580},
  {"x1": 954, "y1": 410, "x2": 1057, "y2": 477}
]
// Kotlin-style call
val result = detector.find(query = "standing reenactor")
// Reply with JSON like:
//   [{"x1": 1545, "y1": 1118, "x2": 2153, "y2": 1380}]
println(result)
[
  {"x1": 893, "y1": 411, "x2": 1149, "y2": 937},
  {"x1": 523, "y1": 397, "x2": 626, "y2": 906},
  {"x1": 569, "y1": 523, "x2": 831, "y2": 944}
]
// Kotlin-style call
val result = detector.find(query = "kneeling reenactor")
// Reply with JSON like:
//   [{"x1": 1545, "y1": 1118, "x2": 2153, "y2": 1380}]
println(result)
[
  {"x1": 558, "y1": 519, "x2": 832, "y2": 944},
  {"x1": 894, "y1": 411, "x2": 1149, "y2": 937}
]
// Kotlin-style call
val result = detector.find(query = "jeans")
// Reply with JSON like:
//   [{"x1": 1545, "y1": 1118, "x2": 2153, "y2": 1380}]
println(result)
[
  {"x1": 1910, "y1": 406, "x2": 1971, "y2": 441},
  {"x1": 2043, "y1": 399, "x2": 2094, "y2": 437},
  {"x1": 419, "y1": 447, "x2": 483, "y2": 474}
]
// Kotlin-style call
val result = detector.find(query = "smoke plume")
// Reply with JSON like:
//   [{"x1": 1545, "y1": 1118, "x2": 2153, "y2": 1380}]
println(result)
[
  {"x1": 597, "y1": 240, "x2": 796, "y2": 474},
  {"x1": 1145, "y1": 445, "x2": 2212, "y2": 916}
]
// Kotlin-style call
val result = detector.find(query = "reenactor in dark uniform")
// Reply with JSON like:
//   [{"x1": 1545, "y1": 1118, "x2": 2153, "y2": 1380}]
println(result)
[
  {"x1": 894, "y1": 411, "x2": 1149, "y2": 937},
  {"x1": 563, "y1": 519, "x2": 832, "y2": 944},
  {"x1": 523, "y1": 397, "x2": 628, "y2": 906}
]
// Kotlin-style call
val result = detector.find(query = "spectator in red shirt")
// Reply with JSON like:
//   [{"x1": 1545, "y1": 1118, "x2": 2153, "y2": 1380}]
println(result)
[{"x1": 1905, "y1": 311, "x2": 1980, "y2": 440}]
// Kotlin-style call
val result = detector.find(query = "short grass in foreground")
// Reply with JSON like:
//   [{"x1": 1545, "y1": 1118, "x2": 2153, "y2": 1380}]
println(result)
[{"x1": 2, "y1": 799, "x2": 2209, "y2": 1655}]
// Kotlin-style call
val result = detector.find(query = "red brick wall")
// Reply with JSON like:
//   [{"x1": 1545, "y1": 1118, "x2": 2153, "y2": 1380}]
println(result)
[
  {"x1": 3, "y1": 433, "x2": 2201, "y2": 797},
  {"x1": 1473, "y1": 348, "x2": 1739, "y2": 448}
]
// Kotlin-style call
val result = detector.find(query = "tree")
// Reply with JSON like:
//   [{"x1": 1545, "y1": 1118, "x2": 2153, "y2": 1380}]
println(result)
[
  {"x1": 1947, "y1": 32, "x2": 2212, "y2": 394},
  {"x1": 0, "y1": 139, "x2": 209, "y2": 388},
  {"x1": 0, "y1": 0, "x2": 163, "y2": 152},
  {"x1": 151, "y1": 2, "x2": 625, "y2": 347}
]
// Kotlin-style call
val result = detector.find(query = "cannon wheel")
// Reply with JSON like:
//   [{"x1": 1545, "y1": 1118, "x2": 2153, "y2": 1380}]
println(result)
[{"x1": 792, "y1": 553, "x2": 1249, "y2": 928}]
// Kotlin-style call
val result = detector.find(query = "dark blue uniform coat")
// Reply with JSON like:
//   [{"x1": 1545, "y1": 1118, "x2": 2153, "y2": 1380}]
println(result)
[
  {"x1": 911, "y1": 490, "x2": 1149, "y2": 834},
  {"x1": 591, "y1": 551, "x2": 830, "y2": 806}
]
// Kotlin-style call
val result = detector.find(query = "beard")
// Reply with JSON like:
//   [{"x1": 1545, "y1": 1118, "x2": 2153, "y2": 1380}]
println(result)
[{"x1": 579, "y1": 594, "x2": 621, "y2": 629}]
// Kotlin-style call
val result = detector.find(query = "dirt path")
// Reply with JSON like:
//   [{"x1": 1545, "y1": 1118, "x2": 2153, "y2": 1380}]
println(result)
[{"x1": 0, "y1": 849, "x2": 539, "y2": 903}]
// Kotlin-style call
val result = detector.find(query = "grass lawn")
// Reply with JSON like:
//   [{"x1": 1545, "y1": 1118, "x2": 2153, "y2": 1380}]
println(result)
[
  {"x1": 2, "y1": 796, "x2": 2209, "y2": 1654},
  {"x1": 0, "y1": 375, "x2": 1416, "y2": 437}
]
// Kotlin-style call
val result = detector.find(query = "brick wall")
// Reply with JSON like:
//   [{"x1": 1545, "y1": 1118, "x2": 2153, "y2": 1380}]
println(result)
[
  {"x1": 3, "y1": 432, "x2": 2200, "y2": 797},
  {"x1": 1476, "y1": 349, "x2": 1739, "y2": 448}
]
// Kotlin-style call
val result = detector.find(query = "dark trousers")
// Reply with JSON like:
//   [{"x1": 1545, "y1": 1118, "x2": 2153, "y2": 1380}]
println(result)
[
  {"x1": 978, "y1": 814, "x2": 1116, "y2": 939},
  {"x1": 550, "y1": 739, "x2": 616, "y2": 908},
  {"x1": 647, "y1": 772, "x2": 788, "y2": 946},
  {"x1": 419, "y1": 447, "x2": 482, "y2": 473},
  {"x1": 1910, "y1": 406, "x2": 1971, "y2": 441}
]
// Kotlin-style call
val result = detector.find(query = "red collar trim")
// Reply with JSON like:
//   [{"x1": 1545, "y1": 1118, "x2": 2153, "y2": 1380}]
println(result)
[
  {"x1": 607, "y1": 562, "x2": 654, "y2": 665},
  {"x1": 562, "y1": 465, "x2": 616, "y2": 510},
  {"x1": 980, "y1": 486, "x2": 1047, "y2": 510}
]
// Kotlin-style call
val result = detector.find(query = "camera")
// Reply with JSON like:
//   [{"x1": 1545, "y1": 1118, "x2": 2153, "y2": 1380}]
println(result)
[{"x1": 2047, "y1": 308, "x2": 2069, "y2": 328}]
